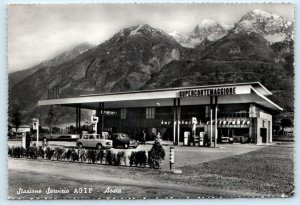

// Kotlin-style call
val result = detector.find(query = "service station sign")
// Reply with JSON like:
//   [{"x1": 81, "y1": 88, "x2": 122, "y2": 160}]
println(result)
[{"x1": 179, "y1": 87, "x2": 237, "y2": 98}]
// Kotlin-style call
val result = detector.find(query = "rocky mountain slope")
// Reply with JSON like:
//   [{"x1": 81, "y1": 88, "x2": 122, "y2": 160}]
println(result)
[
  {"x1": 144, "y1": 31, "x2": 293, "y2": 111},
  {"x1": 9, "y1": 42, "x2": 94, "y2": 89},
  {"x1": 170, "y1": 9, "x2": 293, "y2": 48},
  {"x1": 9, "y1": 24, "x2": 187, "y2": 123},
  {"x1": 234, "y1": 9, "x2": 294, "y2": 43},
  {"x1": 9, "y1": 10, "x2": 294, "y2": 125}
]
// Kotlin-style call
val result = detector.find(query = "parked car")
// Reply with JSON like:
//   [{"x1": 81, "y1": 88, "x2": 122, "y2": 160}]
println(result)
[
  {"x1": 110, "y1": 133, "x2": 139, "y2": 149},
  {"x1": 76, "y1": 134, "x2": 113, "y2": 149}
]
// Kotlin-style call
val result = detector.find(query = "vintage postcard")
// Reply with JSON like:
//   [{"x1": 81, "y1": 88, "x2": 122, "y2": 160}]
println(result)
[{"x1": 7, "y1": 3, "x2": 294, "y2": 199}]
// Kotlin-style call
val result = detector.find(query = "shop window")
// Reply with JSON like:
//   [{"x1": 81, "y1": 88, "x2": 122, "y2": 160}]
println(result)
[
  {"x1": 121, "y1": 108, "x2": 127, "y2": 119},
  {"x1": 146, "y1": 107, "x2": 155, "y2": 119}
]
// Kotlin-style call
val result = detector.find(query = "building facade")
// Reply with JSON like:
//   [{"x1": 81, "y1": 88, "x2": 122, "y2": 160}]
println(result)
[{"x1": 38, "y1": 82, "x2": 282, "y2": 145}]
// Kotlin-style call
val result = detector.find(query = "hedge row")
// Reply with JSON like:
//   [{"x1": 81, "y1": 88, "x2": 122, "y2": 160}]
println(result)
[{"x1": 8, "y1": 141, "x2": 166, "y2": 169}]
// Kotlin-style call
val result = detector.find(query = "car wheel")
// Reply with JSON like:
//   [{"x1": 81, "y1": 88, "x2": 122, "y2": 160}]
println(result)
[
  {"x1": 124, "y1": 144, "x2": 128, "y2": 149},
  {"x1": 78, "y1": 143, "x2": 83, "y2": 149},
  {"x1": 97, "y1": 144, "x2": 102, "y2": 150}
]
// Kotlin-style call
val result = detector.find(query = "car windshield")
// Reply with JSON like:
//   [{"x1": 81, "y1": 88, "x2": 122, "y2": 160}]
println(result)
[{"x1": 110, "y1": 134, "x2": 129, "y2": 139}]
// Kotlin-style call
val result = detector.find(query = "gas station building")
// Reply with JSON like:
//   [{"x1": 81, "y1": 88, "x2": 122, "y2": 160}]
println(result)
[{"x1": 38, "y1": 82, "x2": 282, "y2": 145}]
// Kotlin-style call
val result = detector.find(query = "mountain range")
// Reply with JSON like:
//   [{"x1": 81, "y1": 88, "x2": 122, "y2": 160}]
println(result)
[
  {"x1": 9, "y1": 9, "x2": 294, "y2": 125},
  {"x1": 9, "y1": 42, "x2": 95, "y2": 89},
  {"x1": 168, "y1": 19, "x2": 231, "y2": 48},
  {"x1": 169, "y1": 9, "x2": 293, "y2": 48}
]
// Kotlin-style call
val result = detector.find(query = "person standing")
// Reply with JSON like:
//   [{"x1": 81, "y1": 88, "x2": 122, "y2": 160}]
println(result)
[
  {"x1": 156, "y1": 131, "x2": 162, "y2": 144},
  {"x1": 157, "y1": 132, "x2": 162, "y2": 139},
  {"x1": 25, "y1": 132, "x2": 31, "y2": 148},
  {"x1": 142, "y1": 130, "x2": 146, "y2": 145},
  {"x1": 42, "y1": 136, "x2": 48, "y2": 147}
]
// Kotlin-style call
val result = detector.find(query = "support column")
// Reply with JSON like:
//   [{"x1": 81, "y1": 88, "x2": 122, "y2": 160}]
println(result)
[
  {"x1": 101, "y1": 102, "x2": 104, "y2": 132},
  {"x1": 210, "y1": 97, "x2": 213, "y2": 147},
  {"x1": 214, "y1": 96, "x2": 218, "y2": 147},
  {"x1": 270, "y1": 120, "x2": 273, "y2": 143},
  {"x1": 249, "y1": 126, "x2": 252, "y2": 143},
  {"x1": 78, "y1": 105, "x2": 81, "y2": 134},
  {"x1": 97, "y1": 103, "x2": 103, "y2": 134},
  {"x1": 177, "y1": 98, "x2": 181, "y2": 146},
  {"x1": 173, "y1": 99, "x2": 177, "y2": 145},
  {"x1": 75, "y1": 106, "x2": 79, "y2": 135},
  {"x1": 96, "y1": 103, "x2": 102, "y2": 134},
  {"x1": 249, "y1": 118, "x2": 257, "y2": 143}
]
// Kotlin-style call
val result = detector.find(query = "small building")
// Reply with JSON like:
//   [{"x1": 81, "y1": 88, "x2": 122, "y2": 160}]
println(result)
[
  {"x1": 10, "y1": 124, "x2": 31, "y2": 134},
  {"x1": 9, "y1": 124, "x2": 31, "y2": 138},
  {"x1": 38, "y1": 82, "x2": 282, "y2": 145}
]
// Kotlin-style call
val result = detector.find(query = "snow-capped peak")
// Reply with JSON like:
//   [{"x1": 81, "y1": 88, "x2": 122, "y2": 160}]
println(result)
[
  {"x1": 235, "y1": 9, "x2": 294, "y2": 43},
  {"x1": 250, "y1": 9, "x2": 282, "y2": 20},
  {"x1": 251, "y1": 9, "x2": 272, "y2": 18},
  {"x1": 199, "y1": 19, "x2": 219, "y2": 27},
  {"x1": 169, "y1": 19, "x2": 231, "y2": 48},
  {"x1": 188, "y1": 19, "x2": 228, "y2": 46},
  {"x1": 168, "y1": 31, "x2": 181, "y2": 36},
  {"x1": 114, "y1": 24, "x2": 173, "y2": 42},
  {"x1": 167, "y1": 30, "x2": 192, "y2": 47},
  {"x1": 129, "y1": 24, "x2": 143, "y2": 36},
  {"x1": 222, "y1": 23, "x2": 234, "y2": 30},
  {"x1": 240, "y1": 9, "x2": 292, "y2": 27}
]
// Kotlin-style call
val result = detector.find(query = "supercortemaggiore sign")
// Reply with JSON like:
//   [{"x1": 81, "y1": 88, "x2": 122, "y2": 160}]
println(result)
[{"x1": 179, "y1": 87, "x2": 236, "y2": 98}]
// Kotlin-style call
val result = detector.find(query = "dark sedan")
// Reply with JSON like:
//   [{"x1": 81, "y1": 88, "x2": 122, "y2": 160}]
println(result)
[{"x1": 110, "y1": 133, "x2": 139, "y2": 149}]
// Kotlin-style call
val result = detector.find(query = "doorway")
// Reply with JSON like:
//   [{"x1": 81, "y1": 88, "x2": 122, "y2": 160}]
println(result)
[{"x1": 260, "y1": 128, "x2": 267, "y2": 143}]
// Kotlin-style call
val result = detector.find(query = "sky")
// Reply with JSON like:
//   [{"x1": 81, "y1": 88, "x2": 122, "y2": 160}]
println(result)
[{"x1": 8, "y1": 3, "x2": 294, "y2": 73}]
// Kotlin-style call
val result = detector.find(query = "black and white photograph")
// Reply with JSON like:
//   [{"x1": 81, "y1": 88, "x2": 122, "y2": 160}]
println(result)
[{"x1": 7, "y1": 3, "x2": 294, "y2": 199}]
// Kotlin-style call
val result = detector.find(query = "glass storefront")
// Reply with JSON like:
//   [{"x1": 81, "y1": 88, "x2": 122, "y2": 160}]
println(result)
[{"x1": 102, "y1": 103, "x2": 256, "y2": 143}]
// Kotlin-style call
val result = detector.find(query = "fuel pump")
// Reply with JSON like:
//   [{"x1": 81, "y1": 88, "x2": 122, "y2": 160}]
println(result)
[
  {"x1": 91, "y1": 116, "x2": 99, "y2": 134},
  {"x1": 192, "y1": 117, "x2": 197, "y2": 146}
]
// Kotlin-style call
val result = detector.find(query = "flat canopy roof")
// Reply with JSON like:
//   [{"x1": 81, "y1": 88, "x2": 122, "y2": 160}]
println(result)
[{"x1": 38, "y1": 82, "x2": 283, "y2": 111}]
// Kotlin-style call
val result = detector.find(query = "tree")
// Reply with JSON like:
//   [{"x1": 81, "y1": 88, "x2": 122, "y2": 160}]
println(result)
[
  {"x1": 11, "y1": 105, "x2": 22, "y2": 137},
  {"x1": 148, "y1": 141, "x2": 166, "y2": 169},
  {"x1": 52, "y1": 127, "x2": 61, "y2": 134},
  {"x1": 45, "y1": 105, "x2": 58, "y2": 136},
  {"x1": 280, "y1": 118, "x2": 293, "y2": 133},
  {"x1": 81, "y1": 124, "x2": 93, "y2": 133},
  {"x1": 272, "y1": 122, "x2": 281, "y2": 133},
  {"x1": 68, "y1": 125, "x2": 76, "y2": 134}
]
